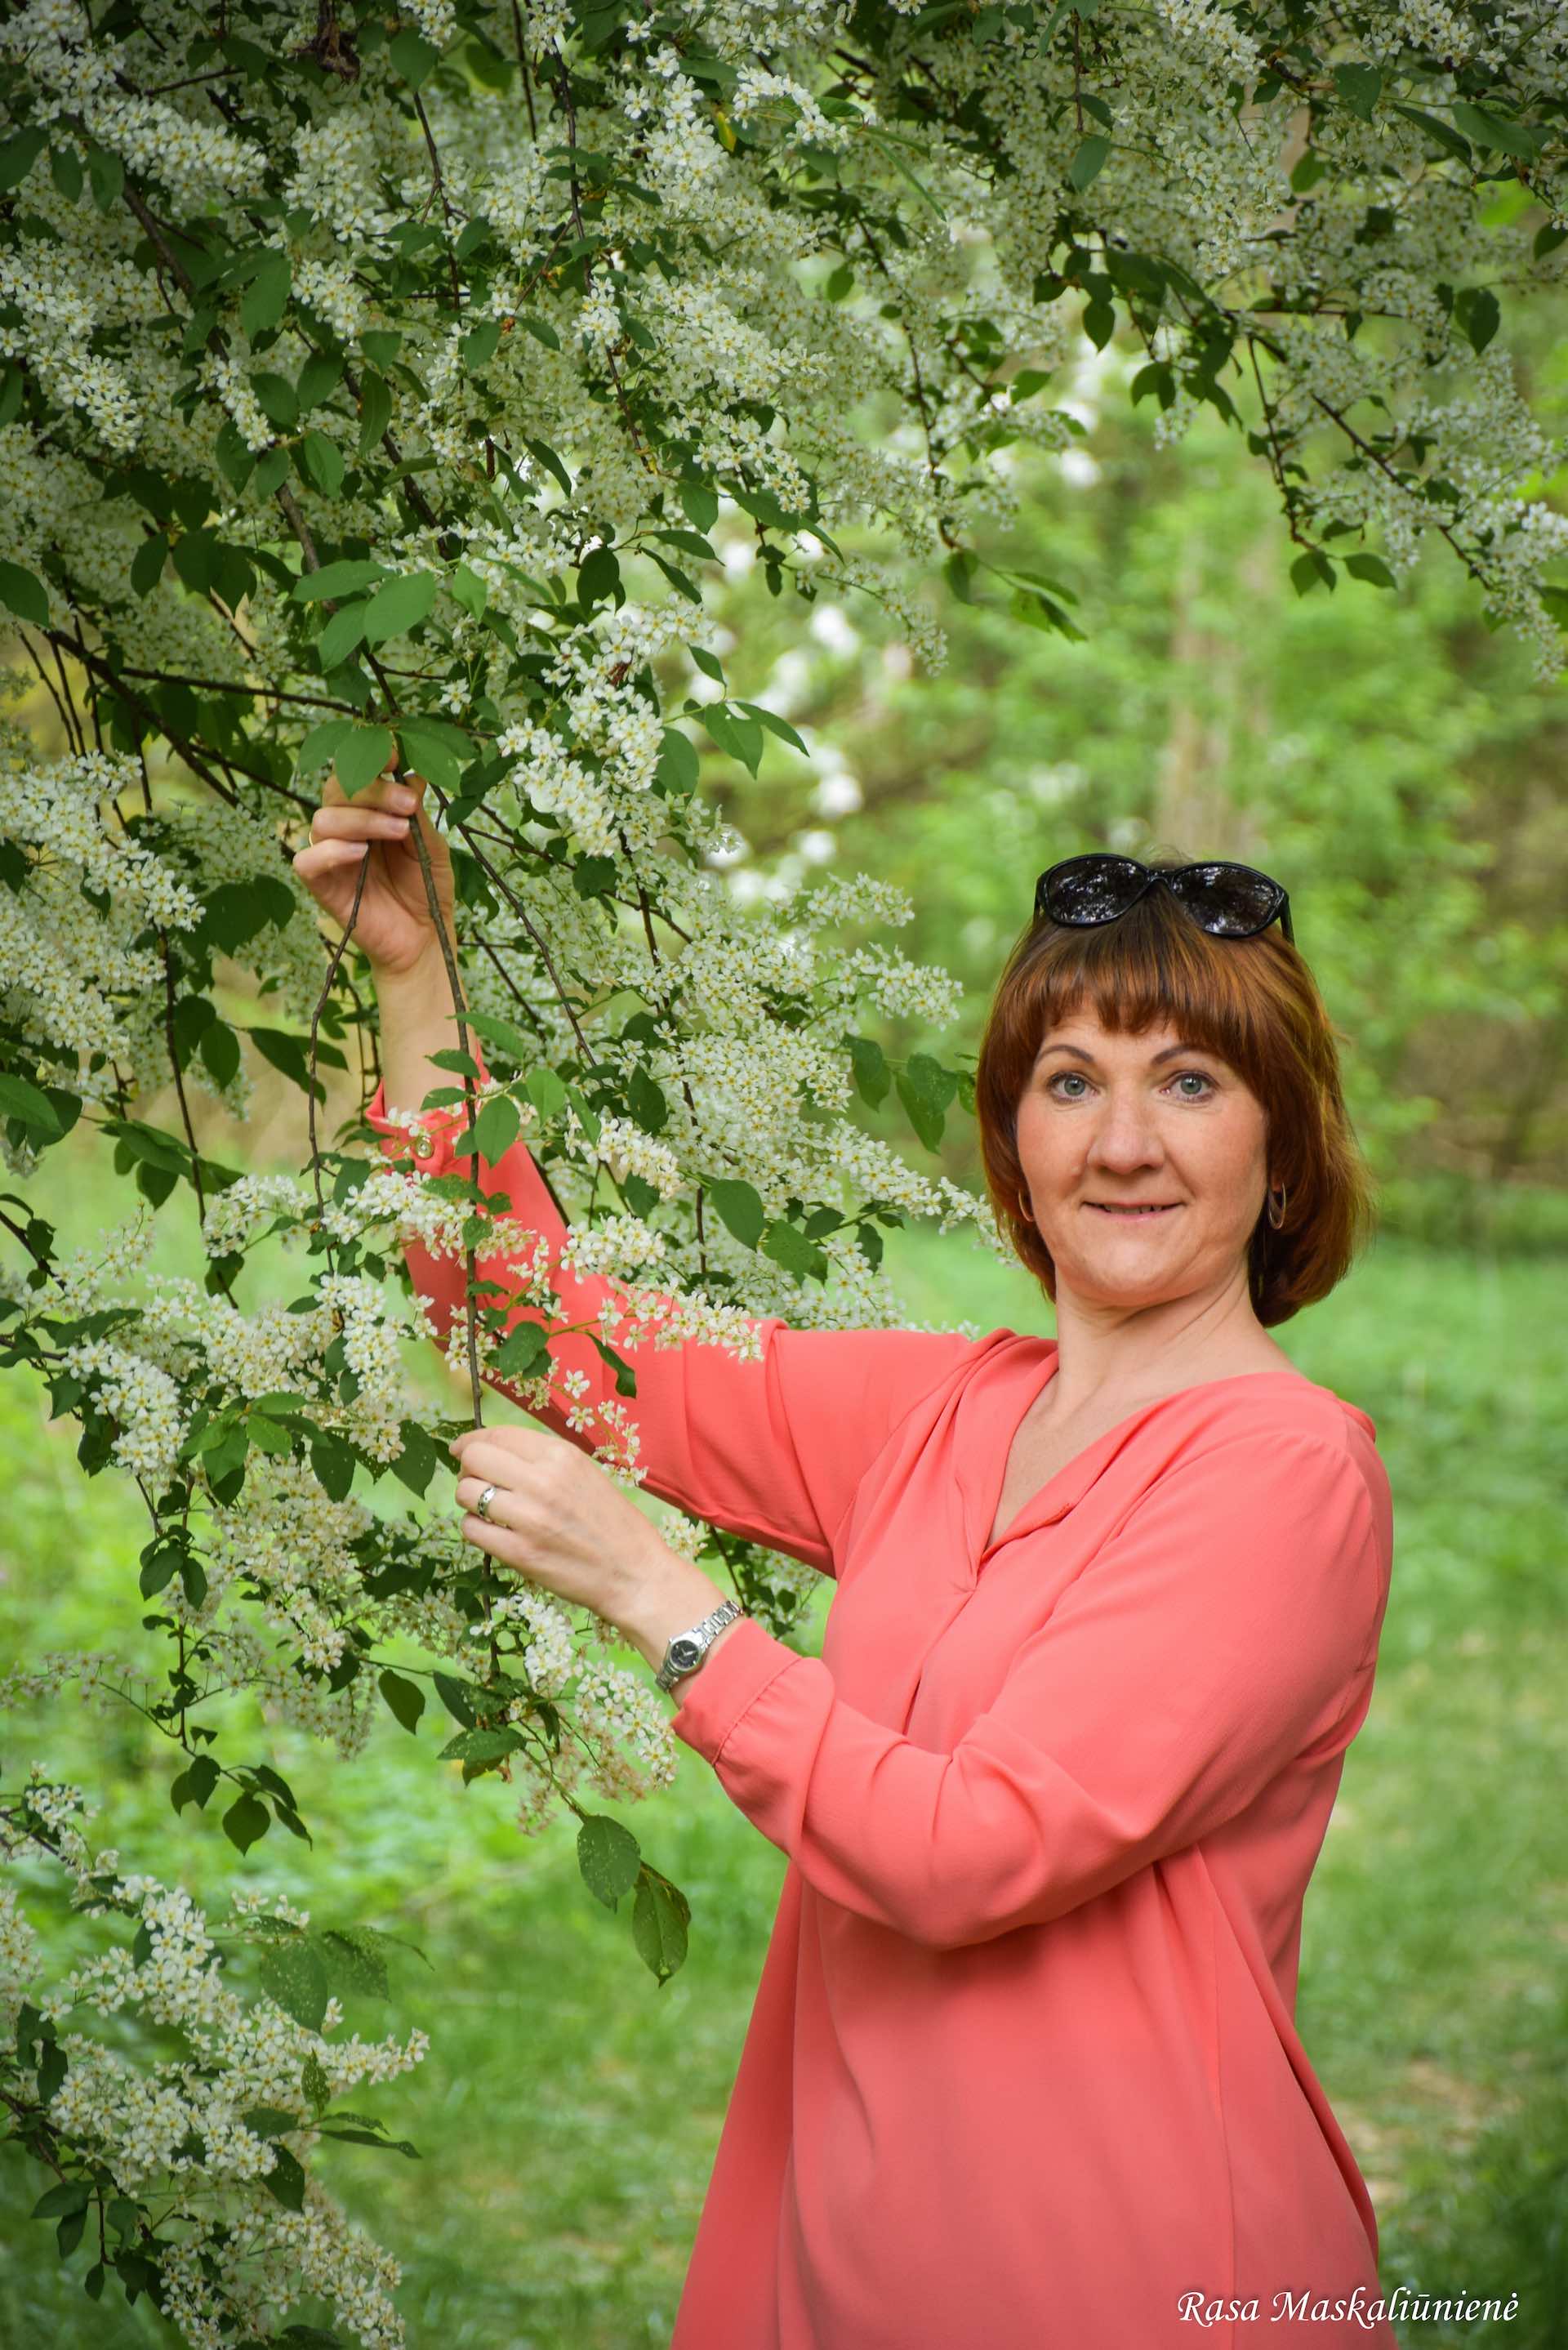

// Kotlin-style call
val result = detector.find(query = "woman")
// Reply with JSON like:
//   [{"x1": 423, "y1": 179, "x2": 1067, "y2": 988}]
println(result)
[{"x1": 298, "y1": 778, "x2": 1398, "y2": 2350}]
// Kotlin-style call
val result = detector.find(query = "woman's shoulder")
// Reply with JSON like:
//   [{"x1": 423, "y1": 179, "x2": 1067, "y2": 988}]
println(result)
[{"x1": 1168, "y1": 1368, "x2": 1392, "y2": 1550}]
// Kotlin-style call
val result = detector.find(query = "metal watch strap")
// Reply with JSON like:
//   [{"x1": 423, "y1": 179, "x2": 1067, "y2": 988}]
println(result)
[{"x1": 655, "y1": 1596, "x2": 746, "y2": 1692}]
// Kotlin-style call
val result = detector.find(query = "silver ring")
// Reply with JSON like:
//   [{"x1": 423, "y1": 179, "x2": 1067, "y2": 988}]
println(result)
[{"x1": 474, "y1": 1483, "x2": 498, "y2": 1523}]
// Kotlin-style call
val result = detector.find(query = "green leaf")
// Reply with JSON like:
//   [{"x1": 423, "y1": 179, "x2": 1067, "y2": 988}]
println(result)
[
  {"x1": 0, "y1": 560, "x2": 49, "y2": 629},
  {"x1": 297, "y1": 352, "x2": 343, "y2": 416},
  {"x1": 292, "y1": 559, "x2": 389, "y2": 605},
  {"x1": 240, "y1": 2107, "x2": 303, "y2": 2137},
  {"x1": 250, "y1": 370, "x2": 299, "y2": 430},
  {"x1": 452, "y1": 563, "x2": 488, "y2": 618},
  {"x1": 310, "y1": 1432, "x2": 356, "y2": 1501},
  {"x1": 733, "y1": 699, "x2": 810, "y2": 756},
  {"x1": 846, "y1": 1034, "x2": 889, "y2": 1108},
  {"x1": 1454, "y1": 286, "x2": 1500, "y2": 354},
  {"x1": 139, "y1": 1544, "x2": 181, "y2": 1599},
  {"x1": 577, "y1": 1813, "x2": 643, "y2": 1911},
  {"x1": 1332, "y1": 63, "x2": 1382, "y2": 123},
  {"x1": 1067, "y1": 134, "x2": 1111, "y2": 191},
  {"x1": 334, "y1": 726, "x2": 395, "y2": 798},
  {"x1": 357, "y1": 370, "x2": 393, "y2": 453},
  {"x1": 700, "y1": 702, "x2": 764, "y2": 778},
  {"x1": 679, "y1": 479, "x2": 719, "y2": 532},
  {"x1": 579, "y1": 544, "x2": 621, "y2": 609},
  {"x1": 707, "y1": 1176, "x2": 765, "y2": 1248},
  {"x1": 466, "y1": 1093, "x2": 519, "y2": 1162},
  {"x1": 294, "y1": 717, "x2": 358, "y2": 778},
  {"x1": 362, "y1": 571, "x2": 437, "y2": 644},
  {"x1": 523, "y1": 436, "x2": 572, "y2": 497},
  {"x1": 298, "y1": 430, "x2": 345, "y2": 496},
  {"x1": 1391, "y1": 103, "x2": 1472, "y2": 163},
  {"x1": 391, "y1": 1416, "x2": 438, "y2": 1496},
  {"x1": 378, "y1": 1669, "x2": 425, "y2": 1733},
  {"x1": 222, "y1": 1790, "x2": 271, "y2": 1855},
  {"x1": 626, "y1": 1068, "x2": 667, "y2": 1135},
  {"x1": 318, "y1": 600, "x2": 370, "y2": 670},
  {"x1": 525, "y1": 1066, "x2": 568, "y2": 1118},
  {"x1": 895, "y1": 1052, "x2": 957, "y2": 1153},
  {"x1": 317, "y1": 1925, "x2": 391, "y2": 2001},
  {"x1": 432, "y1": 1672, "x2": 479, "y2": 1727},
  {"x1": 0, "y1": 128, "x2": 47, "y2": 194},
  {"x1": 129, "y1": 535, "x2": 167, "y2": 597},
  {"x1": 396, "y1": 715, "x2": 469, "y2": 792},
  {"x1": 491, "y1": 1322, "x2": 551, "y2": 1381},
  {"x1": 631, "y1": 1866, "x2": 690, "y2": 1985},
  {"x1": 170, "y1": 1754, "x2": 222, "y2": 1813},
  {"x1": 261, "y1": 2144, "x2": 306, "y2": 2211},
  {"x1": 0, "y1": 1074, "x2": 64, "y2": 1135},
  {"x1": 390, "y1": 28, "x2": 441, "y2": 85},
  {"x1": 1449, "y1": 102, "x2": 1544, "y2": 160},
  {"x1": 241, "y1": 250, "x2": 291, "y2": 339},
  {"x1": 437, "y1": 1726, "x2": 524, "y2": 1764},
  {"x1": 654, "y1": 727, "x2": 699, "y2": 798},
  {"x1": 260, "y1": 1937, "x2": 329, "y2": 2031},
  {"x1": 760, "y1": 1220, "x2": 828, "y2": 1283},
  {"x1": 32, "y1": 2181, "x2": 91, "y2": 2221},
  {"x1": 1290, "y1": 548, "x2": 1336, "y2": 597},
  {"x1": 1345, "y1": 552, "x2": 1396, "y2": 588}
]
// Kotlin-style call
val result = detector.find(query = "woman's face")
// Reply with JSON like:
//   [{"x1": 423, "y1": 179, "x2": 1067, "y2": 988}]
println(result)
[{"x1": 1012, "y1": 1010, "x2": 1271, "y2": 1312}]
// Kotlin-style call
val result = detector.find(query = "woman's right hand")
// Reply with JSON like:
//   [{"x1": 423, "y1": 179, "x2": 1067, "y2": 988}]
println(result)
[{"x1": 294, "y1": 749, "x2": 455, "y2": 978}]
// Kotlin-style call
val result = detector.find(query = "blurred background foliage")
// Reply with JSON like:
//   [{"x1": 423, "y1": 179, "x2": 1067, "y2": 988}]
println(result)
[{"x1": 3, "y1": 315, "x2": 1566, "y2": 2344}]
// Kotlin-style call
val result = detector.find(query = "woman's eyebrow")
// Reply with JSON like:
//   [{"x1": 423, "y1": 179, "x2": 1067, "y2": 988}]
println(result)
[{"x1": 1034, "y1": 1040, "x2": 1212, "y2": 1068}]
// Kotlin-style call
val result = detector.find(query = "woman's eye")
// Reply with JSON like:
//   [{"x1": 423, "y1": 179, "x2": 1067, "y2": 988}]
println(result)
[{"x1": 1045, "y1": 1070, "x2": 1216, "y2": 1100}]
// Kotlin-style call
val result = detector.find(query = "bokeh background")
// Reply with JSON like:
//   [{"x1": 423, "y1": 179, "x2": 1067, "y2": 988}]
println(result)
[{"x1": 3, "y1": 323, "x2": 1566, "y2": 2345}]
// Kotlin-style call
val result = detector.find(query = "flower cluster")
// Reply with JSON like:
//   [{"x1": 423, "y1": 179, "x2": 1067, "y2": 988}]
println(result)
[{"x1": 1, "y1": 1766, "x2": 425, "y2": 2349}]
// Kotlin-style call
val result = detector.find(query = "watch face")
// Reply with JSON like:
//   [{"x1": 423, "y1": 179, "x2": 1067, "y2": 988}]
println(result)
[{"x1": 670, "y1": 1637, "x2": 703, "y2": 1669}]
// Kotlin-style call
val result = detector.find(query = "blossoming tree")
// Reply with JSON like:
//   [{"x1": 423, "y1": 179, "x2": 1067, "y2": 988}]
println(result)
[{"x1": 1, "y1": 0, "x2": 1564, "y2": 2339}]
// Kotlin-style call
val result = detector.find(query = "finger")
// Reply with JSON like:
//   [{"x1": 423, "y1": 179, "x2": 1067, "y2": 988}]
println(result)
[
  {"x1": 459, "y1": 1515, "x2": 545, "y2": 1581},
  {"x1": 321, "y1": 755, "x2": 421, "y2": 815},
  {"x1": 294, "y1": 839, "x2": 369, "y2": 886},
  {"x1": 455, "y1": 1474, "x2": 519, "y2": 1524},
  {"x1": 448, "y1": 1436, "x2": 541, "y2": 1491},
  {"x1": 310, "y1": 806, "x2": 412, "y2": 845}
]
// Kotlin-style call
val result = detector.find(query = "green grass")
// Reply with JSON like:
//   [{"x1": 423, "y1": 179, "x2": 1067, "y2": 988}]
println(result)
[{"x1": 2, "y1": 1202, "x2": 1566, "y2": 2348}]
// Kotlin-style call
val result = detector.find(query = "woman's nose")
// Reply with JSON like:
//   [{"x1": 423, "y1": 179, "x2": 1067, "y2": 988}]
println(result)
[{"x1": 1085, "y1": 1099, "x2": 1165, "y2": 1166}]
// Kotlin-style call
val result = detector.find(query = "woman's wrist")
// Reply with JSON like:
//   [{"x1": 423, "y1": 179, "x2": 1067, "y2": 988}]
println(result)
[{"x1": 374, "y1": 946, "x2": 466, "y2": 1115}]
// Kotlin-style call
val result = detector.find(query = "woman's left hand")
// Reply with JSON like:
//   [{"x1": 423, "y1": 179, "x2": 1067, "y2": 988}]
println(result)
[{"x1": 449, "y1": 1424, "x2": 677, "y2": 1635}]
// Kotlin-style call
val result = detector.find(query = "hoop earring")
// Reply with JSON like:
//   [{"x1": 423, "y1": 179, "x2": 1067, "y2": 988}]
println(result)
[
  {"x1": 1266, "y1": 1182, "x2": 1287, "y2": 1231},
  {"x1": 1016, "y1": 1192, "x2": 1034, "y2": 1226}
]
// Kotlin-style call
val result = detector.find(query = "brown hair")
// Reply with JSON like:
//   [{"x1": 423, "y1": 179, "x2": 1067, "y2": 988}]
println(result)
[{"x1": 973, "y1": 856, "x2": 1377, "y2": 1328}]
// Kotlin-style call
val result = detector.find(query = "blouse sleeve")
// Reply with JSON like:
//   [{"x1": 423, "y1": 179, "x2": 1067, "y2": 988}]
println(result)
[
  {"x1": 667, "y1": 1426, "x2": 1391, "y2": 1948},
  {"x1": 364, "y1": 1068, "x2": 975, "y2": 1573}
]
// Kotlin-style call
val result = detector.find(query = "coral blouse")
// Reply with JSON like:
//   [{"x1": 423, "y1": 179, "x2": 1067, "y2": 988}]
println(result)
[{"x1": 367, "y1": 1081, "x2": 1397, "y2": 2350}]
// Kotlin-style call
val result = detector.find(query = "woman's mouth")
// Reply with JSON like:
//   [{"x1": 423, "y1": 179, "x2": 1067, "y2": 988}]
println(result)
[{"x1": 1085, "y1": 1202, "x2": 1181, "y2": 1218}]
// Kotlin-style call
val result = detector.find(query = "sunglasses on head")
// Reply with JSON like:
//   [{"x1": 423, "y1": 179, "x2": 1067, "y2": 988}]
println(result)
[{"x1": 1034, "y1": 854, "x2": 1294, "y2": 948}]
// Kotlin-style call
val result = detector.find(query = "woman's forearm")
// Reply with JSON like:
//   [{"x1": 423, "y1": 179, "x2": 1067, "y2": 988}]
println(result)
[{"x1": 375, "y1": 946, "x2": 468, "y2": 1115}]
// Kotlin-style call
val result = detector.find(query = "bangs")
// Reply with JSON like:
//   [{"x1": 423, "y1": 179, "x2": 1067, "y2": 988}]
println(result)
[{"x1": 990, "y1": 894, "x2": 1272, "y2": 1108}]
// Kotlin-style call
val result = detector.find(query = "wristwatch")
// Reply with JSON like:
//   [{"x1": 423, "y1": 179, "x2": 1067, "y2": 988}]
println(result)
[{"x1": 656, "y1": 1597, "x2": 746, "y2": 1692}]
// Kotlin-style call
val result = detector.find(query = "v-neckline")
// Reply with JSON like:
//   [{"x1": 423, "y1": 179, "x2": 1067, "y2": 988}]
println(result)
[{"x1": 976, "y1": 1340, "x2": 1351, "y2": 1564}]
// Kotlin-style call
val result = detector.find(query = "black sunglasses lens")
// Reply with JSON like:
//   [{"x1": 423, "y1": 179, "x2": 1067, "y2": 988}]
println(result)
[
  {"x1": 1164, "y1": 864, "x2": 1281, "y2": 935},
  {"x1": 1039, "y1": 854, "x2": 1147, "y2": 924}
]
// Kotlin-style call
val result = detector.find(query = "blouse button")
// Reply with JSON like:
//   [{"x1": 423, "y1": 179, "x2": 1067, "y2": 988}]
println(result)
[{"x1": 413, "y1": 1132, "x2": 435, "y2": 1162}]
